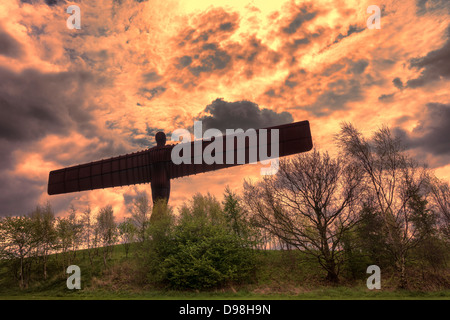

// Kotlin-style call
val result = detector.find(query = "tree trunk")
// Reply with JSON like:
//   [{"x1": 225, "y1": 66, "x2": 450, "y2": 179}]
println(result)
[
  {"x1": 325, "y1": 261, "x2": 339, "y2": 284},
  {"x1": 43, "y1": 255, "x2": 48, "y2": 280},
  {"x1": 398, "y1": 255, "x2": 408, "y2": 289},
  {"x1": 20, "y1": 256, "x2": 25, "y2": 289}
]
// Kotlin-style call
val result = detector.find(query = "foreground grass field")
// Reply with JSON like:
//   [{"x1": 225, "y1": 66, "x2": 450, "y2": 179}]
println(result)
[
  {"x1": 1, "y1": 244, "x2": 449, "y2": 300},
  {"x1": 1, "y1": 286, "x2": 449, "y2": 300}
]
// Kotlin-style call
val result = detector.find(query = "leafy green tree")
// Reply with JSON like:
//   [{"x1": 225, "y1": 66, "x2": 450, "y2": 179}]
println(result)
[
  {"x1": 67, "y1": 206, "x2": 83, "y2": 259},
  {"x1": 178, "y1": 193, "x2": 224, "y2": 225},
  {"x1": 409, "y1": 191, "x2": 448, "y2": 272},
  {"x1": 0, "y1": 216, "x2": 37, "y2": 288},
  {"x1": 55, "y1": 206, "x2": 82, "y2": 272},
  {"x1": 80, "y1": 206, "x2": 94, "y2": 266},
  {"x1": 337, "y1": 123, "x2": 432, "y2": 288},
  {"x1": 118, "y1": 218, "x2": 136, "y2": 258},
  {"x1": 148, "y1": 194, "x2": 255, "y2": 290},
  {"x1": 96, "y1": 205, "x2": 117, "y2": 267},
  {"x1": 355, "y1": 204, "x2": 392, "y2": 267},
  {"x1": 161, "y1": 222, "x2": 255, "y2": 290},
  {"x1": 30, "y1": 203, "x2": 56, "y2": 280},
  {"x1": 223, "y1": 187, "x2": 247, "y2": 236},
  {"x1": 55, "y1": 217, "x2": 73, "y2": 272}
]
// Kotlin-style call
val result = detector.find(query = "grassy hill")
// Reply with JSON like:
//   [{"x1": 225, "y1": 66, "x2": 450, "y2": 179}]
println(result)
[{"x1": 0, "y1": 243, "x2": 449, "y2": 300}]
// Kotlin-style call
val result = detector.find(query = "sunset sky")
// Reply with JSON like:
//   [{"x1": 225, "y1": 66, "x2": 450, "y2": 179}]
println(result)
[{"x1": 0, "y1": 0, "x2": 449, "y2": 219}]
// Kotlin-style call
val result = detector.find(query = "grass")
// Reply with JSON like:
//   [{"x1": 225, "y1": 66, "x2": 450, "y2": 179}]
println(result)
[
  {"x1": 2, "y1": 287, "x2": 448, "y2": 300},
  {"x1": 0, "y1": 244, "x2": 449, "y2": 300}
]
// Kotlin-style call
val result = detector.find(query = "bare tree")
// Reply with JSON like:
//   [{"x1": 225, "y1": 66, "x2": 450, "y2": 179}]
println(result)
[
  {"x1": 81, "y1": 206, "x2": 94, "y2": 266},
  {"x1": 118, "y1": 217, "x2": 136, "y2": 258},
  {"x1": 55, "y1": 217, "x2": 73, "y2": 273},
  {"x1": 130, "y1": 193, "x2": 151, "y2": 243},
  {"x1": 67, "y1": 206, "x2": 82, "y2": 260},
  {"x1": 96, "y1": 205, "x2": 117, "y2": 267},
  {"x1": 428, "y1": 177, "x2": 450, "y2": 238},
  {"x1": 243, "y1": 150, "x2": 364, "y2": 283},
  {"x1": 336, "y1": 123, "x2": 430, "y2": 288}
]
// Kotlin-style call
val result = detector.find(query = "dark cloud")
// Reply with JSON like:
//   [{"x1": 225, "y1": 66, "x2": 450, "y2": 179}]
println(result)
[
  {"x1": 219, "y1": 22, "x2": 233, "y2": 31},
  {"x1": 321, "y1": 58, "x2": 368, "y2": 77},
  {"x1": 0, "y1": 67, "x2": 84, "y2": 216},
  {"x1": 394, "y1": 102, "x2": 450, "y2": 158},
  {"x1": 264, "y1": 89, "x2": 277, "y2": 97},
  {"x1": 178, "y1": 8, "x2": 239, "y2": 46},
  {"x1": 188, "y1": 46, "x2": 231, "y2": 77},
  {"x1": 347, "y1": 59, "x2": 369, "y2": 75},
  {"x1": 138, "y1": 125, "x2": 164, "y2": 148},
  {"x1": 172, "y1": 9, "x2": 284, "y2": 86},
  {"x1": 322, "y1": 63, "x2": 345, "y2": 76},
  {"x1": 0, "y1": 29, "x2": 24, "y2": 58},
  {"x1": 282, "y1": 69, "x2": 306, "y2": 89},
  {"x1": 416, "y1": 0, "x2": 450, "y2": 15},
  {"x1": 123, "y1": 125, "x2": 166, "y2": 149},
  {"x1": 333, "y1": 24, "x2": 365, "y2": 44},
  {"x1": 176, "y1": 56, "x2": 192, "y2": 69},
  {"x1": 293, "y1": 38, "x2": 310, "y2": 46},
  {"x1": 139, "y1": 86, "x2": 166, "y2": 100},
  {"x1": 196, "y1": 98, "x2": 294, "y2": 132},
  {"x1": 0, "y1": 67, "x2": 95, "y2": 142},
  {"x1": 174, "y1": 45, "x2": 232, "y2": 78},
  {"x1": 282, "y1": 8, "x2": 317, "y2": 34},
  {"x1": 378, "y1": 93, "x2": 395, "y2": 102},
  {"x1": 105, "y1": 120, "x2": 119, "y2": 130},
  {"x1": 123, "y1": 188, "x2": 150, "y2": 207},
  {"x1": 0, "y1": 66, "x2": 130, "y2": 217},
  {"x1": 0, "y1": 166, "x2": 46, "y2": 216},
  {"x1": 393, "y1": 77, "x2": 404, "y2": 89},
  {"x1": 19, "y1": 0, "x2": 61, "y2": 5},
  {"x1": 142, "y1": 71, "x2": 162, "y2": 83},
  {"x1": 406, "y1": 26, "x2": 450, "y2": 88},
  {"x1": 304, "y1": 79, "x2": 364, "y2": 117},
  {"x1": 234, "y1": 36, "x2": 281, "y2": 67},
  {"x1": 128, "y1": 129, "x2": 152, "y2": 148}
]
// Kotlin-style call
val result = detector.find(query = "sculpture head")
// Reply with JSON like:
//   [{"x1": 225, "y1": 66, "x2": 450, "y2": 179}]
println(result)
[{"x1": 155, "y1": 131, "x2": 166, "y2": 147}]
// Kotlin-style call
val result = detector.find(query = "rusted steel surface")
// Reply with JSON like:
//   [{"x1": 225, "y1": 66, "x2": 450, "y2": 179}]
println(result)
[
  {"x1": 47, "y1": 120, "x2": 312, "y2": 195},
  {"x1": 168, "y1": 120, "x2": 313, "y2": 180}
]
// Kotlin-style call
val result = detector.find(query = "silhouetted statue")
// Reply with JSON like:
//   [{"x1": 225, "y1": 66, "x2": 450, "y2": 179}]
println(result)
[
  {"x1": 150, "y1": 132, "x2": 170, "y2": 203},
  {"x1": 47, "y1": 121, "x2": 313, "y2": 204}
]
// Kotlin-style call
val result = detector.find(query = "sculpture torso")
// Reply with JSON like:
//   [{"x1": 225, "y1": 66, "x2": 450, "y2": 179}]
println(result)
[{"x1": 149, "y1": 132, "x2": 170, "y2": 204}]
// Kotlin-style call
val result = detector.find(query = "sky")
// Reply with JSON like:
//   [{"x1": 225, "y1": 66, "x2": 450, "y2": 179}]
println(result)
[{"x1": 0, "y1": 0, "x2": 449, "y2": 219}]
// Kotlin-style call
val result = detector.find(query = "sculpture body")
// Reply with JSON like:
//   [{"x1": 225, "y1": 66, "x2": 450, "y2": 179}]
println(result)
[{"x1": 48, "y1": 120, "x2": 313, "y2": 203}]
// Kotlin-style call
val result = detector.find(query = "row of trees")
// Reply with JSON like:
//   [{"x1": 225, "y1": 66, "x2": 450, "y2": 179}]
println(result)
[
  {"x1": 0, "y1": 190, "x2": 257, "y2": 289},
  {"x1": 0, "y1": 203, "x2": 120, "y2": 288},
  {"x1": 0, "y1": 123, "x2": 449, "y2": 290},
  {"x1": 242, "y1": 123, "x2": 449, "y2": 287}
]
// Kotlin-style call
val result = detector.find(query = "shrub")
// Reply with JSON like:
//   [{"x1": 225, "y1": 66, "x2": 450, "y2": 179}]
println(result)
[
  {"x1": 162, "y1": 221, "x2": 254, "y2": 289},
  {"x1": 147, "y1": 196, "x2": 256, "y2": 290}
]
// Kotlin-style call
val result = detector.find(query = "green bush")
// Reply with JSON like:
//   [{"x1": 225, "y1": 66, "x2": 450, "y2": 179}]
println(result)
[
  {"x1": 161, "y1": 221, "x2": 255, "y2": 289},
  {"x1": 146, "y1": 195, "x2": 256, "y2": 290}
]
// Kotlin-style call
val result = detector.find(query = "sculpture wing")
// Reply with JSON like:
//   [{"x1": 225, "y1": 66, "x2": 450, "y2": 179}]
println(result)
[
  {"x1": 47, "y1": 120, "x2": 312, "y2": 195},
  {"x1": 167, "y1": 120, "x2": 313, "y2": 180},
  {"x1": 47, "y1": 147, "x2": 172, "y2": 195}
]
